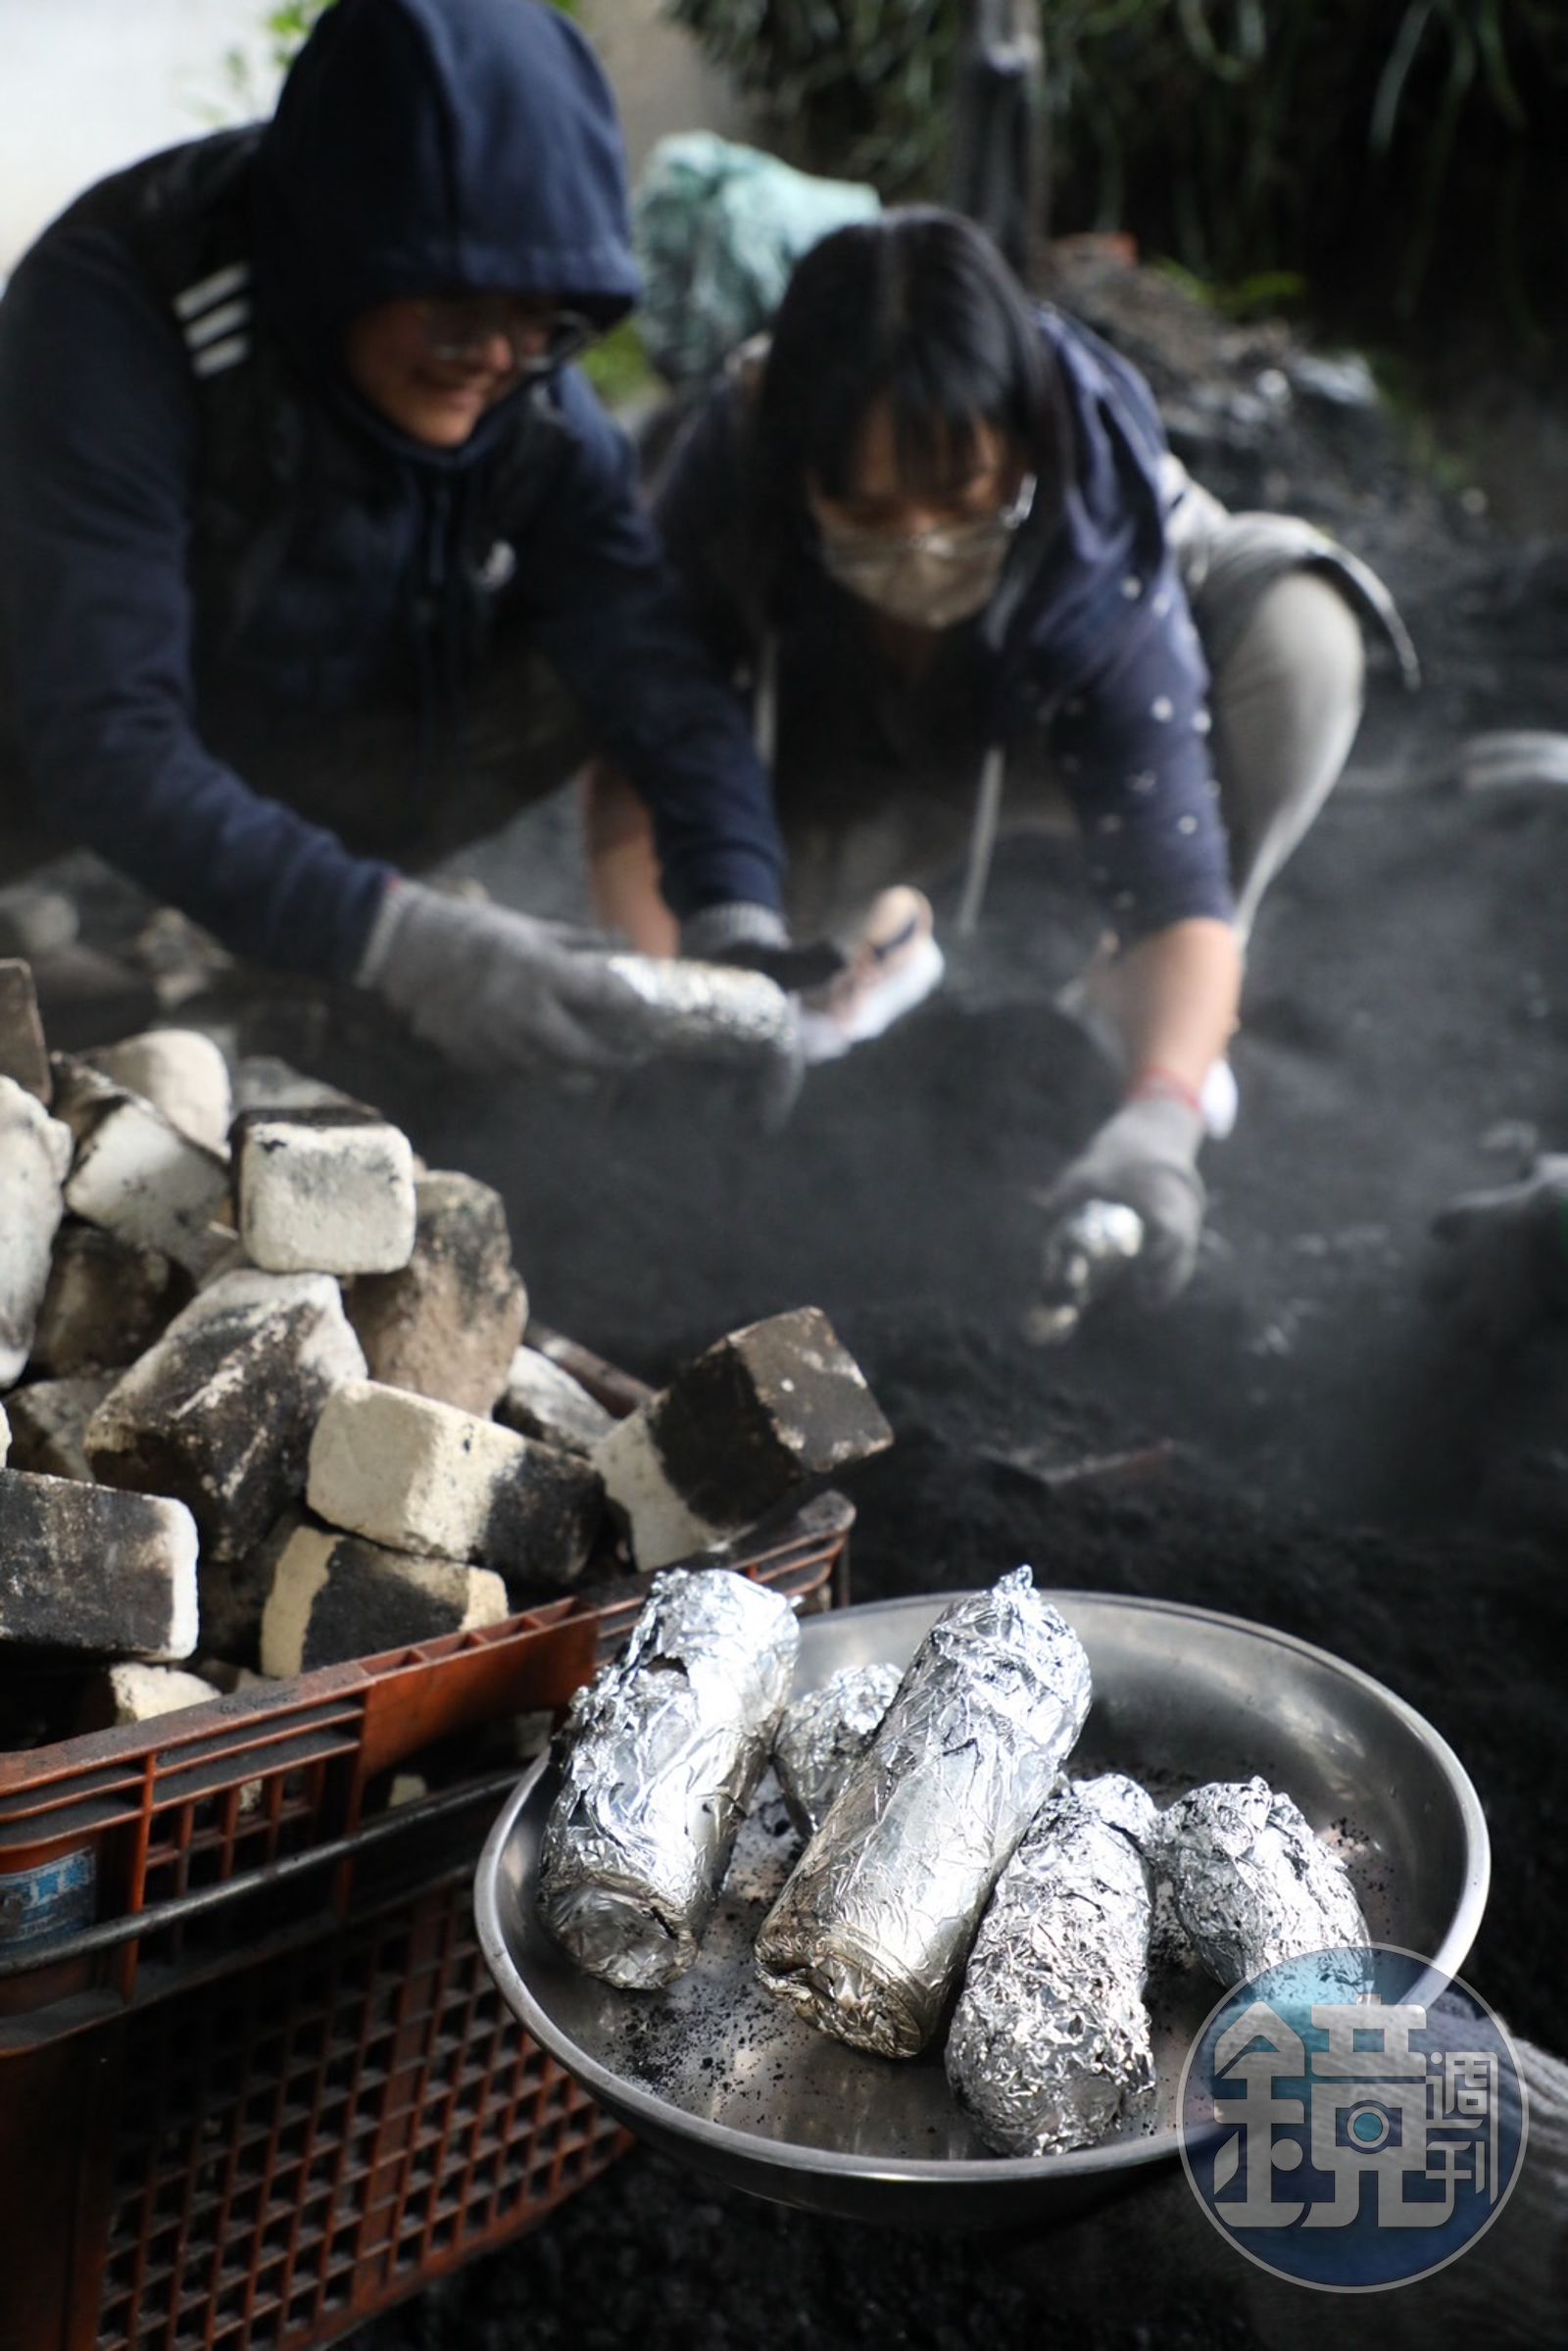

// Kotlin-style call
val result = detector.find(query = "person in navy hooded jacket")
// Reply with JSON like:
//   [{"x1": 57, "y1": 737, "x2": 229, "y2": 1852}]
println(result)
[{"x1": 0, "y1": 0, "x2": 795, "y2": 1073}]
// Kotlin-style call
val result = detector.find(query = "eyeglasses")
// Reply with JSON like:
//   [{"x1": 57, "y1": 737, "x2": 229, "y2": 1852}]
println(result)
[
  {"x1": 821, "y1": 471, "x2": 1038, "y2": 564},
  {"x1": 416, "y1": 297, "x2": 600, "y2": 378}
]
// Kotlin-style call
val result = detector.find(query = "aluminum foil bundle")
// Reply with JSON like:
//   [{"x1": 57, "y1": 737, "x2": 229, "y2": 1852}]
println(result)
[
  {"x1": 606, "y1": 953, "x2": 794, "y2": 1059},
  {"x1": 1155, "y1": 1775, "x2": 1371, "y2": 1988},
  {"x1": 772, "y1": 1661, "x2": 904, "y2": 1838},
  {"x1": 1024, "y1": 1200, "x2": 1145, "y2": 1346},
  {"x1": 755, "y1": 1567, "x2": 1093, "y2": 2058},
  {"x1": 537, "y1": 1567, "x2": 799, "y2": 1989},
  {"x1": 1146, "y1": 1860, "x2": 1198, "y2": 1977},
  {"x1": 947, "y1": 1773, "x2": 1157, "y2": 2157}
]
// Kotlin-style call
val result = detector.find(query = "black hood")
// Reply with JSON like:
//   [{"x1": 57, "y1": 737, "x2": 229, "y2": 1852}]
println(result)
[{"x1": 251, "y1": 0, "x2": 639, "y2": 385}]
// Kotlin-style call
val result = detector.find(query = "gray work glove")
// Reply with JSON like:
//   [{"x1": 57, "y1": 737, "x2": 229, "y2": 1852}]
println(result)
[
  {"x1": 1426, "y1": 1155, "x2": 1568, "y2": 1348},
  {"x1": 1037, "y1": 1094, "x2": 1207, "y2": 1310},
  {"x1": 359, "y1": 881, "x2": 791, "y2": 1077}
]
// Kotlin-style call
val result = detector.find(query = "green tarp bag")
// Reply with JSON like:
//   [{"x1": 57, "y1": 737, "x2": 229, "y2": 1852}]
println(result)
[{"x1": 633, "y1": 131, "x2": 880, "y2": 384}]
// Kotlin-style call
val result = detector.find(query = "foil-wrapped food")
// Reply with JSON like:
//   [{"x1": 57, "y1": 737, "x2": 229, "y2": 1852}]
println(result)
[
  {"x1": 1155, "y1": 1775, "x2": 1371, "y2": 1987},
  {"x1": 947, "y1": 1773, "x2": 1158, "y2": 2157},
  {"x1": 755, "y1": 1567, "x2": 1093, "y2": 2058},
  {"x1": 1024, "y1": 1200, "x2": 1146, "y2": 1346},
  {"x1": 772, "y1": 1661, "x2": 904, "y2": 1838},
  {"x1": 606, "y1": 953, "x2": 794, "y2": 1059},
  {"x1": 537, "y1": 1567, "x2": 799, "y2": 1989}
]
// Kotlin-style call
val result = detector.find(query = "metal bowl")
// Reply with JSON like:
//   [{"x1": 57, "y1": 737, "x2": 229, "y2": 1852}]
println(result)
[{"x1": 475, "y1": 1591, "x2": 1489, "y2": 2227}]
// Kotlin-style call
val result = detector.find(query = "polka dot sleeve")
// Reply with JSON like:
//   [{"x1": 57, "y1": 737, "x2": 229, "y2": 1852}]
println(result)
[{"x1": 1049, "y1": 579, "x2": 1235, "y2": 942}]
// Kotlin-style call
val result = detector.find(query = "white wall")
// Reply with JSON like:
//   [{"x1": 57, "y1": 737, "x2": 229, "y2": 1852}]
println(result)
[
  {"x1": 0, "y1": 0, "x2": 752, "y2": 277},
  {"x1": 0, "y1": 0, "x2": 282, "y2": 272},
  {"x1": 578, "y1": 0, "x2": 752, "y2": 174}
]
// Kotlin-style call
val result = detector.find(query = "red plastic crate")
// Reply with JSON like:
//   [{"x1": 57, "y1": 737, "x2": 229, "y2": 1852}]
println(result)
[
  {"x1": 1, "y1": 1848, "x2": 631, "y2": 2351},
  {"x1": 0, "y1": 1377, "x2": 852, "y2": 2351},
  {"x1": 0, "y1": 1486, "x2": 846, "y2": 2351}
]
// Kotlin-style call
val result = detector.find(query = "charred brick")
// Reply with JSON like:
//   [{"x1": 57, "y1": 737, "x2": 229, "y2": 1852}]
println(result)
[
  {"x1": 234, "y1": 1109, "x2": 417, "y2": 1276},
  {"x1": 86, "y1": 1268, "x2": 367, "y2": 1559},
  {"x1": 595, "y1": 1307, "x2": 892, "y2": 1569},
  {"x1": 55, "y1": 1057, "x2": 232, "y2": 1278},
  {"x1": 0, "y1": 961, "x2": 50, "y2": 1103},
  {"x1": 30, "y1": 1220, "x2": 183, "y2": 1375},
  {"x1": 496, "y1": 1346, "x2": 614, "y2": 1455},
  {"x1": 4, "y1": 1374, "x2": 116, "y2": 1480},
  {"x1": 197, "y1": 1506, "x2": 306, "y2": 1667},
  {"x1": 260, "y1": 1524, "x2": 509, "y2": 1675},
  {"x1": 0, "y1": 1075, "x2": 73, "y2": 1389},
  {"x1": 0, "y1": 1472, "x2": 198, "y2": 1658},
  {"x1": 348, "y1": 1171, "x2": 527, "y2": 1414},
  {"x1": 83, "y1": 1030, "x2": 232, "y2": 1154},
  {"x1": 308, "y1": 1380, "x2": 602, "y2": 1592}
]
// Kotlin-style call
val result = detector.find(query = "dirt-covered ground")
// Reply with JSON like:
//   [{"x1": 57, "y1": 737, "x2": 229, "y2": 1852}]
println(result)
[{"x1": 44, "y1": 258, "x2": 1568, "y2": 2347}]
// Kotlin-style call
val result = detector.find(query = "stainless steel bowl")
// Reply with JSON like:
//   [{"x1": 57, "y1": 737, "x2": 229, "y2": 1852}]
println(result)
[{"x1": 475, "y1": 1591, "x2": 1489, "y2": 2226}]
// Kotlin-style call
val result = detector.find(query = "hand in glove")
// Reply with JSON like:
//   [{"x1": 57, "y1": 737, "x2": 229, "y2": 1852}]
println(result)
[
  {"x1": 1037, "y1": 1090, "x2": 1207, "y2": 1310},
  {"x1": 679, "y1": 903, "x2": 846, "y2": 993},
  {"x1": 359, "y1": 882, "x2": 791, "y2": 1076},
  {"x1": 1426, "y1": 1155, "x2": 1568, "y2": 1347}
]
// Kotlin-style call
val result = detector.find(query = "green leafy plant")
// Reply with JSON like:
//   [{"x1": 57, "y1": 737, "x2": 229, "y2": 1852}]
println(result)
[
  {"x1": 259, "y1": 2, "x2": 335, "y2": 70},
  {"x1": 665, "y1": 1, "x2": 957, "y2": 191},
  {"x1": 1035, "y1": 0, "x2": 1566, "y2": 338},
  {"x1": 238, "y1": 0, "x2": 579, "y2": 91},
  {"x1": 580, "y1": 319, "x2": 657, "y2": 409},
  {"x1": 280, "y1": 0, "x2": 582, "y2": 54},
  {"x1": 666, "y1": 0, "x2": 1568, "y2": 347}
]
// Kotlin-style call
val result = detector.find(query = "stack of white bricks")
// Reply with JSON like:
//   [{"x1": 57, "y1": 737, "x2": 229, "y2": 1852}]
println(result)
[
  {"x1": 0, "y1": 957, "x2": 575, "y2": 1727},
  {"x1": 0, "y1": 955, "x2": 892, "y2": 1744}
]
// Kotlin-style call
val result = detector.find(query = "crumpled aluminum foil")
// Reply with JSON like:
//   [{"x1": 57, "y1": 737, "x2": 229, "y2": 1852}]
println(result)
[
  {"x1": 755, "y1": 1567, "x2": 1093, "y2": 2058},
  {"x1": 606, "y1": 954, "x2": 795, "y2": 1059},
  {"x1": 772, "y1": 1661, "x2": 905, "y2": 1838},
  {"x1": 537, "y1": 1567, "x2": 799, "y2": 1989},
  {"x1": 946, "y1": 1772, "x2": 1158, "y2": 2157},
  {"x1": 1154, "y1": 1775, "x2": 1371, "y2": 1988},
  {"x1": 1146, "y1": 1858, "x2": 1198, "y2": 1977},
  {"x1": 1024, "y1": 1200, "x2": 1146, "y2": 1346}
]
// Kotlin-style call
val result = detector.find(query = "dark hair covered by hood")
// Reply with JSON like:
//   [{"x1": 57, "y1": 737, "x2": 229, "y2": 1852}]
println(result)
[{"x1": 251, "y1": 0, "x2": 640, "y2": 371}]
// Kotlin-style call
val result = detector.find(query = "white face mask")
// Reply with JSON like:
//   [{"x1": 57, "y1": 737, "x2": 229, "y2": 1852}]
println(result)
[{"x1": 816, "y1": 473, "x2": 1036, "y2": 631}]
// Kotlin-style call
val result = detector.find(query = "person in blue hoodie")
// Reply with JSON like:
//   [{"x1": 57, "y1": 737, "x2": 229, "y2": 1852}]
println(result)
[
  {"x1": 587, "y1": 209, "x2": 1414, "y2": 1303},
  {"x1": 0, "y1": 0, "x2": 798, "y2": 1073}
]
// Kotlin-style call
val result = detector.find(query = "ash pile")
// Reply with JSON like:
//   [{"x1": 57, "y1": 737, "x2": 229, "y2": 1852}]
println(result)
[
  {"x1": 1042, "y1": 240, "x2": 1442, "y2": 556},
  {"x1": 0, "y1": 953, "x2": 891, "y2": 1754}
]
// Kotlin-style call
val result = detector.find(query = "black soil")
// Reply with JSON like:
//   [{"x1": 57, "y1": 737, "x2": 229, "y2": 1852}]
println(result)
[{"x1": 83, "y1": 260, "x2": 1566, "y2": 2349}]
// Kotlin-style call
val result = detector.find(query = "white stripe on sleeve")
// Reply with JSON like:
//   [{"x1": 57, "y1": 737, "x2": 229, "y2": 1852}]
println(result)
[
  {"x1": 173, "y1": 262, "x2": 251, "y2": 320},
  {"x1": 191, "y1": 334, "x2": 251, "y2": 377},
  {"x1": 184, "y1": 299, "x2": 251, "y2": 350}
]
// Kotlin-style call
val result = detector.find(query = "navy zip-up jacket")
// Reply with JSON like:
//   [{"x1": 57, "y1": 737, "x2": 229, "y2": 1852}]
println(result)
[
  {"x1": 0, "y1": 0, "x2": 785, "y2": 979},
  {"x1": 655, "y1": 312, "x2": 1234, "y2": 943}
]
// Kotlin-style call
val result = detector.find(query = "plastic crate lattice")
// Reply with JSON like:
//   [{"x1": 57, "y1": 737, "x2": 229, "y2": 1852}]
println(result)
[{"x1": 95, "y1": 1879, "x2": 619, "y2": 2351}]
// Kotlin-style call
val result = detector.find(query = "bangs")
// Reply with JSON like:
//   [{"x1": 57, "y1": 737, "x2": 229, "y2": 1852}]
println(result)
[
  {"x1": 805, "y1": 351, "x2": 1007, "y2": 504},
  {"x1": 889, "y1": 355, "x2": 1002, "y2": 496}
]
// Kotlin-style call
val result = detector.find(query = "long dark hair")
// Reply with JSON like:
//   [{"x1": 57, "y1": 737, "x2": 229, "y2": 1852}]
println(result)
[{"x1": 750, "y1": 207, "x2": 1067, "y2": 603}]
